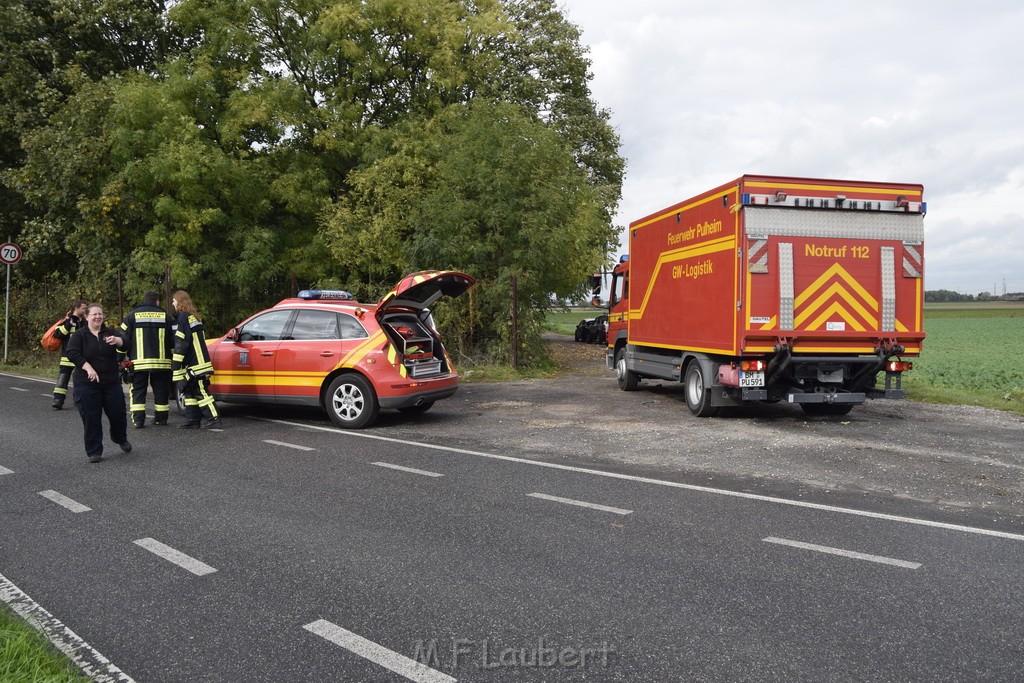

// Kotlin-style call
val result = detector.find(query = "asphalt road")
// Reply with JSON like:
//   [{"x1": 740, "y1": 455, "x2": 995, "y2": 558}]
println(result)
[{"x1": 2, "y1": 369, "x2": 1024, "y2": 682}]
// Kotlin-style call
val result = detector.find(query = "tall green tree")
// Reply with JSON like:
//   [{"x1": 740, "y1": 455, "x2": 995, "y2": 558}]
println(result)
[
  {"x1": 6, "y1": 0, "x2": 623, "y2": 361},
  {"x1": 0, "y1": 0, "x2": 176, "y2": 278},
  {"x1": 323, "y1": 100, "x2": 612, "y2": 362}
]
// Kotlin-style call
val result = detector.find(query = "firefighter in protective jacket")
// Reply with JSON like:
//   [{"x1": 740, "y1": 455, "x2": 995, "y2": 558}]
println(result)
[
  {"x1": 171, "y1": 289, "x2": 221, "y2": 429},
  {"x1": 52, "y1": 300, "x2": 88, "y2": 410},
  {"x1": 121, "y1": 291, "x2": 174, "y2": 428}
]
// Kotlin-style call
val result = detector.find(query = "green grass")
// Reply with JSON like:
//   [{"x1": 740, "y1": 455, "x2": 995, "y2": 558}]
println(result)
[
  {"x1": 905, "y1": 307, "x2": 1024, "y2": 414},
  {"x1": 543, "y1": 307, "x2": 604, "y2": 336},
  {"x1": 0, "y1": 606, "x2": 90, "y2": 682}
]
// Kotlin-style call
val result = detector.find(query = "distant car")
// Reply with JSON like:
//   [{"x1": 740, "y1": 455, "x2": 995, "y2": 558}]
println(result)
[
  {"x1": 575, "y1": 317, "x2": 595, "y2": 342},
  {"x1": 208, "y1": 270, "x2": 475, "y2": 429},
  {"x1": 590, "y1": 314, "x2": 608, "y2": 344},
  {"x1": 574, "y1": 314, "x2": 608, "y2": 344}
]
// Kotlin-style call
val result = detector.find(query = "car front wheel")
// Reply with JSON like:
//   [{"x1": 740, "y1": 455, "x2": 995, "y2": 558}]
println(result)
[{"x1": 326, "y1": 374, "x2": 380, "y2": 429}]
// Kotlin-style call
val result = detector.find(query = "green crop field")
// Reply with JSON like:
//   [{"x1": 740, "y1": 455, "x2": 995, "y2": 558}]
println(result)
[
  {"x1": 545, "y1": 307, "x2": 604, "y2": 336},
  {"x1": 906, "y1": 304, "x2": 1024, "y2": 413},
  {"x1": 543, "y1": 302, "x2": 1024, "y2": 415}
]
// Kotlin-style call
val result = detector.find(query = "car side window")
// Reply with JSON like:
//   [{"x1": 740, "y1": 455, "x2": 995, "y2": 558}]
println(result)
[
  {"x1": 238, "y1": 310, "x2": 292, "y2": 342},
  {"x1": 290, "y1": 309, "x2": 340, "y2": 340},
  {"x1": 338, "y1": 313, "x2": 369, "y2": 339}
]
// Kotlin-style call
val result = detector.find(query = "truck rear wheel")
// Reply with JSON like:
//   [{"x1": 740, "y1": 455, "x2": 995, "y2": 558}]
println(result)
[
  {"x1": 800, "y1": 403, "x2": 855, "y2": 417},
  {"x1": 684, "y1": 362, "x2": 720, "y2": 417},
  {"x1": 615, "y1": 348, "x2": 639, "y2": 391}
]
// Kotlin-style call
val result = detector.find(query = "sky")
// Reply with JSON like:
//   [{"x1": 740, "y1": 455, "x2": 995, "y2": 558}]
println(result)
[{"x1": 557, "y1": 0, "x2": 1024, "y2": 295}]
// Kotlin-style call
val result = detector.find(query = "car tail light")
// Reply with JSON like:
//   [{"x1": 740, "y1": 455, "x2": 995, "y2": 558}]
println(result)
[
  {"x1": 887, "y1": 361, "x2": 913, "y2": 372},
  {"x1": 740, "y1": 359, "x2": 766, "y2": 371}
]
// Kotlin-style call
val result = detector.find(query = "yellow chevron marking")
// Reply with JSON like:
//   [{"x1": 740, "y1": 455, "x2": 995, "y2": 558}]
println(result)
[
  {"x1": 805, "y1": 302, "x2": 867, "y2": 332},
  {"x1": 794, "y1": 263, "x2": 878, "y2": 311},
  {"x1": 794, "y1": 282, "x2": 877, "y2": 329},
  {"x1": 333, "y1": 330, "x2": 385, "y2": 370},
  {"x1": 630, "y1": 236, "x2": 736, "y2": 320},
  {"x1": 895, "y1": 319, "x2": 908, "y2": 332},
  {"x1": 760, "y1": 316, "x2": 777, "y2": 330}
]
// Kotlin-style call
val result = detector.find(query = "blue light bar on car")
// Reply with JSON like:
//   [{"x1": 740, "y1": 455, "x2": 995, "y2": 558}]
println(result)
[{"x1": 297, "y1": 289, "x2": 353, "y2": 300}]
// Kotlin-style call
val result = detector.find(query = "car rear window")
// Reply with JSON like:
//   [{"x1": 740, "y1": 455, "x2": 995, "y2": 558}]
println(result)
[{"x1": 290, "y1": 309, "x2": 340, "y2": 340}]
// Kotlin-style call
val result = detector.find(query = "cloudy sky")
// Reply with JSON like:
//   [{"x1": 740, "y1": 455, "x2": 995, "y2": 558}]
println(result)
[{"x1": 557, "y1": 0, "x2": 1024, "y2": 295}]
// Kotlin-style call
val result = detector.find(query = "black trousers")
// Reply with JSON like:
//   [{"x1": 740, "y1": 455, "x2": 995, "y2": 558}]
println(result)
[
  {"x1": 130, "y1": 370, "x2": 171, "y2": 425},
  {"x1": 73, "y1": 382, "x2": 128, "y2": 457},
  {"x1": 53, "y1": 365, "x2": 73, "y2": 404},
  {"x1": 182, "y1": 377, "x2": 219, "y2": 423}
]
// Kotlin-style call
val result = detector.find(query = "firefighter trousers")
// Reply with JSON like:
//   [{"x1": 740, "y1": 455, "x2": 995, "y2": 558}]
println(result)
[
  {"x1": 182, "y1": 377, "x2": 219, "y2": 424},
  {"x1": 53, "y1": 365, "x2": 73, "y2": 406},
  {"x1": 130, "y1": 370, "x2": 171, "y2": 426}
]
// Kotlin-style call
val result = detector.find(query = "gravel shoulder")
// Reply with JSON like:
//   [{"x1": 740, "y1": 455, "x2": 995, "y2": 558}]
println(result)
[{"x1": 405, "y1": 334, "x2": 1024, "y2": 530}]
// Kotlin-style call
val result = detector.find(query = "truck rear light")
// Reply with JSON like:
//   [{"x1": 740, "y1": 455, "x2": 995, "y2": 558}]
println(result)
[
  {"x1": 887, "y1": 361, "x2": 913, "y2": 372},
  {"x1": 740, "y1": 360, "x2": 765, "y2": 371}
]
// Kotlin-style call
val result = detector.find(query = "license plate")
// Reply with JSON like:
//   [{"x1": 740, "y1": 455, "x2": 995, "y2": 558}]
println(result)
[{"x1": 739, "y1": 370, "x2": 765, "y2": 387}]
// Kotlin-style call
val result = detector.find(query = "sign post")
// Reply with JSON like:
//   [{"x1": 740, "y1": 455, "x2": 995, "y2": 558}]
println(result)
[{"x1": 1, "y1": 240, "x2": 23, "y2": 362}]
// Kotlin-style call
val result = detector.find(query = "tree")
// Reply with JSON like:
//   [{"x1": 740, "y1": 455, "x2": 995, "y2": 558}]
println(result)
[
  {"x1": 4, "y1": 0, "x2": 624, "y2": 361},
  {"x1": 323, "y1": 100, "x2": 611, "y2": 362},
  {"x1": 0, "y1": 0, "x2": 176, "y2": 275}
]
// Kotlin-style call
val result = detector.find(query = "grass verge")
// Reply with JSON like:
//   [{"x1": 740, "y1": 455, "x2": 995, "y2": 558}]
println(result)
[{"x1": 0, "y1": 605, "x2": 90, "y2": 682}]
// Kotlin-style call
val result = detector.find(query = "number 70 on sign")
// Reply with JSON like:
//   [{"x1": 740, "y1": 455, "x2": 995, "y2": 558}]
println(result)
[{"x1": 0, "y1": 242, "x2": 22, "y2": 265}]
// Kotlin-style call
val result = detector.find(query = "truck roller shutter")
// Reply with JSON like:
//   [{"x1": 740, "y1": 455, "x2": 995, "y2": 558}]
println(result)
[
  {"x1": 881, "y1": 246, "x2": 896, "y2": 332},
  {"x1": 743, "y1": 208, "x2": 924, "y2": 241},
  {"x1": 778, "y1": 242, "x2": 795, "y2": 330}
]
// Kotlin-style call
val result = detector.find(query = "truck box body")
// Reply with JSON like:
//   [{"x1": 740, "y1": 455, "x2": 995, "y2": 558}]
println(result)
[{"x1": 608, "y1": 175, "x2": 926, "y2": 416}]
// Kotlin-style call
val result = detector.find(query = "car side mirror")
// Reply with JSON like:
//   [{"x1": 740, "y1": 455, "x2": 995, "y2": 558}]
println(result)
[{"x1": 225, "y1": 327, "x2": 239, "y2": 343}]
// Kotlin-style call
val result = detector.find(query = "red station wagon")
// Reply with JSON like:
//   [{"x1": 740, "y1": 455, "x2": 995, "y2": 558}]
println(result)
[{"x1": 208, "y1": 270, "x2": 475, "y2": 428}]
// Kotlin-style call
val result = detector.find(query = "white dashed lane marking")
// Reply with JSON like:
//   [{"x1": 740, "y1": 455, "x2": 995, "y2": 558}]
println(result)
[
  {"x1": 304, "y1": 619, "x2": 456, "y2": 683},
  {"x1": 763, "y1": 537, "x2": 922, "y2": 569},
  {"x1": 263, "y1": 439, "x2": 315, "y2": 451},
  {"x1": 0, "y1": 466, "x2": 13, "y2": 476},
  {"x1": 133, "y1": 538, "x2": 218, "y2": 576},
  {"x1": 267, "y1": 417, "x2": 1024, "y2": 543},
  {"x1": 38, "y1": 490, "x2": 91, "y2": 513},
  {"x1": 11, "y1": 387, "x2": 27, "y2": 391},
  {"x1": 528, "y1": 493, "x2": 633, "y2": 516},
  {"x1": 372, "y1": 462, "x2": 444, "y2": 478}
]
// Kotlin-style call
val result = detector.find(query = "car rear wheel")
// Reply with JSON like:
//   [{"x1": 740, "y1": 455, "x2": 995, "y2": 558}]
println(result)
[
  {"x1": 398, "y1": 401, "x2": 434, "y2": 415},
  {"x1": 326, "y1": 374, "x2": 380, "y2": 429},
  {"x1": 684, "y1": 362, "x2": 720, "y2": 417}
]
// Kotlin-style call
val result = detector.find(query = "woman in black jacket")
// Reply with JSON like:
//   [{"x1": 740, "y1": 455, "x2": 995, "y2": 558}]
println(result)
[{"x1": 66, "y1": 303, "x2": 132, "y2": 463}]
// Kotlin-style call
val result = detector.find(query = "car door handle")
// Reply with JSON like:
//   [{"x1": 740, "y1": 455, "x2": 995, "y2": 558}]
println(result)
[
  {"x1": 261, "y1": 351, "x2": 274, "y2": 357},
  {"x1": 320, "y1": 351, "x2": 335, "y2": 357}
]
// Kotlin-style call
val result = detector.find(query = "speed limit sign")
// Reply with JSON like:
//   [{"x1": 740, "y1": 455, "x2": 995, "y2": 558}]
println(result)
[{"x1": 0, "y1": 242, "x2": 21, "y2": 265}]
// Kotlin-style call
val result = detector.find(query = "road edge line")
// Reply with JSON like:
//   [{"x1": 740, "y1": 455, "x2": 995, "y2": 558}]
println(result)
[{"x1": 0, "y1": 571, "x2": 136, "y2": 682}]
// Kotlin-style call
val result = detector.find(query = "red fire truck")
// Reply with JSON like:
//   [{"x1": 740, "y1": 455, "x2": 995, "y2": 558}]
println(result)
[{"x1": 606, "y1": 175, "x2": 926, "y2": 417}]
